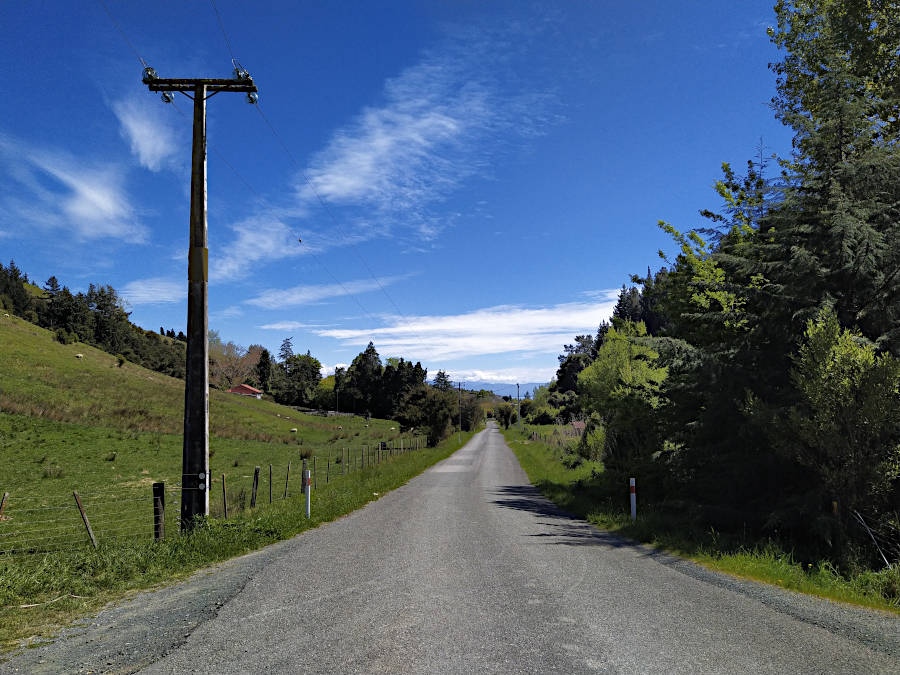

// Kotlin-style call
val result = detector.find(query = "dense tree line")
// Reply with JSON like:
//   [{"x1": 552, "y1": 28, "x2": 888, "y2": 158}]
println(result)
[
  {"x1": 251, "y1": 339, "x2": 482, "y2": 445},
  {"x1": 1, "y1": 264, "x2": 186, "y2": 378},
  {"x1": 529, "y1": 0, "x2": 900, "y2": 569}
]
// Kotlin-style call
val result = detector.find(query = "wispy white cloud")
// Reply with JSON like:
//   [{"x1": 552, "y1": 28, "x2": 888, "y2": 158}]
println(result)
[
  {"x1": 0, "y1": 132, "x2": 146, "y2": 243},
  {"x1": 446, "y1": 367, "x2": 558, "y2": 385},
  {"x1": 258, "y1": 320, "x2": 322, "y2": 331},
  {"x1": 120, "y1": 277, "x2": 186, "y2": 305},
  {"x1": 211, "y1": 19, "x2": 559, "y2": 283},
  {"x1": 215, "y1": 305, "x2": 244, "y2": 319},
  {"x1": 210, "y1": 212, "x2": 386, "y2": 284},
  {"x1": 316, "y1": 295, "x2": 617, "y2": 362},
  {"x1": 211, "y1": 215, "x2": 301, "y2": 282},
  {"x1": 248, "y1": 275, "x2": 409, "y2": 310},
  {"x1": 297, "y1": 23, "x2": 557, "y2": 239},
  {"x1": 111, "y1": 97, "x2": 178, "y2": 172}
]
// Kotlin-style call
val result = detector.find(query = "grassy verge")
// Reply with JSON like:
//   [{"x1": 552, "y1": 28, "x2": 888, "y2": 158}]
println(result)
[
  {"x1": 502, "y1": 427, "x2": 900, "y2": 614},
  {"x1": 0, "y1": 429, "x2": 478, "y2": 651}
]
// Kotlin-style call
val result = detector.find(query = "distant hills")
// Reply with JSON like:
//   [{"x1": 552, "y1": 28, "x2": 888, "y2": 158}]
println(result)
[{"x1": 461, "y1": 381, "x2": 547, "y2": 399}]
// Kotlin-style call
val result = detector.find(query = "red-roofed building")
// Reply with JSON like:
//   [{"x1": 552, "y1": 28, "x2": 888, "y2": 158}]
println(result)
[{"x1": 228, "y1": 383, "x2": 263, "y2": 399}]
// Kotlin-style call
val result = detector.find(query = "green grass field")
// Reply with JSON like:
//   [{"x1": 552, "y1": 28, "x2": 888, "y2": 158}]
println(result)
[
  {"x1": 502, "y1": 427, "x2": 900, "y2": 615},
  {"x1": 0, "y1": 314, "x2": 477, "y2": 650}
]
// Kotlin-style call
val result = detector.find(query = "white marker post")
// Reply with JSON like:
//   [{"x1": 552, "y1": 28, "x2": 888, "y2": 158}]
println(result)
[
  {"x1": 304, "y1": 468, "x2": 311, "y2": 519},
  {"x1": 628, "y1": 478, "x2": 637, "y2": 520},
  {"x1": 629, "y1": 477, "x2": 637, "y2": 520}
]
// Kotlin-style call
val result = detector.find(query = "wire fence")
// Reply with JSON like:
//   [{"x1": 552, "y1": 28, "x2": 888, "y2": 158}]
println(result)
[
  {"x1": 527, "y1": 427, "x2": 582, "y2": 450},
  {"x1": 0, "y1": 436, "x2": 427, "y2": 556}
]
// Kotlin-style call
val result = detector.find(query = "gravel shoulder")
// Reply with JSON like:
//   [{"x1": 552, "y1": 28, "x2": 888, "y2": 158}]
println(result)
[{"x1": 2, "y1": 422, "x2": 898, "y2": 674}]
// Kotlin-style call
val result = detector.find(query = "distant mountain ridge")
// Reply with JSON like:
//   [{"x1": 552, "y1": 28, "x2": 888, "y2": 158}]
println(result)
[{"x1": 458, "y1": 381, "x2": 547, "y2": 399}]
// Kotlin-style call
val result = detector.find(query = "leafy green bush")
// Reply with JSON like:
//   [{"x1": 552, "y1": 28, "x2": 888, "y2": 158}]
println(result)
[{"x1": 54, "y1": 328, "x2": 74, "y2": 345}]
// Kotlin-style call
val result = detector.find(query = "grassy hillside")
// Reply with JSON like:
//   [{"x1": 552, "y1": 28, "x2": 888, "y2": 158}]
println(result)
[
  {"x1": 0, "y1": 314, "x2": 393, "y2": 443},
  {"x1": 0, "y1": 313, "x2": 423, "y2": 518}
]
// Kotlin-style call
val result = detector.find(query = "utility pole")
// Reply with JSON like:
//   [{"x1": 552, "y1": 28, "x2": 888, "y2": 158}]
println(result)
[
  {"x1": 142, "y1": 65, "x2": 257, "y2": 531},
  {"x1": 458, "y1": 382, "x2": 462, "y2": 445},
  {"x1": 517, "y1": 383, "x2": 521, "y2": 428}
]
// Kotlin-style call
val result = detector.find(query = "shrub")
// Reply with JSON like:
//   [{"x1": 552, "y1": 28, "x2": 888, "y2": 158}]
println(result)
[{"x1": 54, "y1": 328, "x2": 74, "y2": 345}]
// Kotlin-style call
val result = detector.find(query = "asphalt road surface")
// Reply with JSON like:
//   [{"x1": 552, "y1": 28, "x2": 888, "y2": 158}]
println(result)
[{"x1": 3, "y1": 422, "x2": 899, "y2": 674}]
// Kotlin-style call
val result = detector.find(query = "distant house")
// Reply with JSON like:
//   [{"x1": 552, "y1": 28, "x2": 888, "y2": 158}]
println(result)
[{"x1": 228, "y1": 383, "x2": 262, "y2": 399}]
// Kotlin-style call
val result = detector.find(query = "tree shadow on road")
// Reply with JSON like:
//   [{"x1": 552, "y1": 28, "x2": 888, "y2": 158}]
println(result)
[{"x1": 490, "y1": 484, "x2": 635, "y2": 548}]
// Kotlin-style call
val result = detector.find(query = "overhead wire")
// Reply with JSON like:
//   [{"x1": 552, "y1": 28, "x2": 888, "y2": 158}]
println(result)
[
  {"x1": 209, "y1": 0, "x2": 237, "y2": 62},
  {"x1": 254, "y1": 105, "x2": 423, "y2": 333},
  {"x1": 166, "y1": 104, "x2": 385, "y2": 328},
  {"x1": 203, "y1": 0, "x2": 429, "y2": 351},
  {"x1": 95, "y1": 0, "x2": 148, "y2": 67},
  {"x1": 96, "y1": 0, "x2": 446, "y2": 384},
  {"x1": 94, "y1": 0, "x2": 387, "y2": 337}
]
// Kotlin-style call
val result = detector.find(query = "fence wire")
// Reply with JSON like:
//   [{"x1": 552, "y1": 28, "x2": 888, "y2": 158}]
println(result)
[{"x1": 0, "y1": 436, "x2": 427, "y2": 555}]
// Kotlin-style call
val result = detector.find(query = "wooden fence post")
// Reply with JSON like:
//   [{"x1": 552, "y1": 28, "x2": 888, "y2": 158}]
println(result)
[
  {"x1": 153, "y1": 482, "x2": 165, "y2": 540},
  {"x1": 73, "y1": 491, "x2": 98, "y2": 549},
  {"x1": 327, "y1": 457, "x2": 330, "y2": 484},
  {"x1": 0, "y1": 492, "x2": 8, "y2": 519},
  {"x1": 313, "y1": 456, "x2": 317, "y2": 490},
  {"x1": 251, "y1": 466, "x2": 260, "y2": 508},
  {"x1": 269, "y1": 464, "x2": 273, "y2": 504},
  {"x1": 222, "y1": 474, "x2": 228, "y2": 519},
  {"x1": 284, "y1": 462, "x2": 291, "y2": 499}
]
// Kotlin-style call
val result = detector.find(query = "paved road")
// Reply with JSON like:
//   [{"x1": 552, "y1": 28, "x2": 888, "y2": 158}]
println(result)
[{"x1": 3, "y1": 422, "x2": 899, "y2": 674}]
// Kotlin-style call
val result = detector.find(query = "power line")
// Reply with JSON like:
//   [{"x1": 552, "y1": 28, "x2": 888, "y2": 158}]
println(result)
[
  {"x1": 203, "y1": 1, "x2": 434, "y2": 360},
  {"x1": 99, "y1": 0, "x2": 432, "y2": 364},
  {"x1": 198, "y1": 1, "x2": 393, "y2": 331},
  {"x1": 169, "y1": 99, "x2": 257, "y2": 196},
  {"x1": 209, "y1": 0, "x2": 237, "y2": 62},
  {"x1": 95, "y1": 0, "x2": 147, "y2": 66},
  {"x1": 92, "y1": 0, "x2": 383, "y2": 334},
  {"x1": 168, "y1": 103, "x2": 384, "y2": 327},
  {"x1": 254, "y1": 104, "x2": 425, "y2": 336}
]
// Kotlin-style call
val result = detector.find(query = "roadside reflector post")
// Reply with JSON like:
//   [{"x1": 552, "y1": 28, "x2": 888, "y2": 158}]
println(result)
[
  {"x1": 304, "y1": 467, "x2": 311, "y2": 519},
  {"x1": 629, "y1": 477, "x2": 637, "y2": 521},
  {"x1": 301, "y1": 459, "x2": 308, "y2": 495}
]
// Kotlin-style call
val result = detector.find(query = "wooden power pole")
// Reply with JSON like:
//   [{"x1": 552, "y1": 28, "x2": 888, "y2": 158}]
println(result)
[
  {"x1": 458, "y1": 382, "x2": 462, "y2": 445},
  {"x1": 142, "y1": 66, "x2": 258, "y2": 530}
]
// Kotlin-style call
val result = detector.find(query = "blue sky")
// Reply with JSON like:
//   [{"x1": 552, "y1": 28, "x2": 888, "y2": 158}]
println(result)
[{"x1": 0, "y1": 1, "x2": 793, "y2": 386}]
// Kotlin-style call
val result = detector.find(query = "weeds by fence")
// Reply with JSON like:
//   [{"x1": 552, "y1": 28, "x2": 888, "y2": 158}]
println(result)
[{"x1": 0, "y1": 435, "x2": 427, "y2": 555}]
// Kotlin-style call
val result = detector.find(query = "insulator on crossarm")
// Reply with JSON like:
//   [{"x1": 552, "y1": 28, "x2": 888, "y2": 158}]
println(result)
[
  {"x1": 246, "y1": 92, "x2": 259, "y2": 104},
  {"x1": 142, "y1": 66, "x2": 158, "y2": 83},
  {"x1": 161, "y1": 92, "x2": 175, "y2": 104},
  {"x1": 232, "y1": 59, "x2": 251, "y2": 81}
]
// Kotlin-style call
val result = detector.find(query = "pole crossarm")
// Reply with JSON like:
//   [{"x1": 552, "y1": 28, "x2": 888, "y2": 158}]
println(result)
[{"x1": 147, "y1": 78, "x2": 257, "y2": 93}]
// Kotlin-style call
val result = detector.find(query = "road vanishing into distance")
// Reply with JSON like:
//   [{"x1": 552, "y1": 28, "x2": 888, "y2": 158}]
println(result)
[{"x1": 3, "y1": 422, "x2": 899, "y2": 674}]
